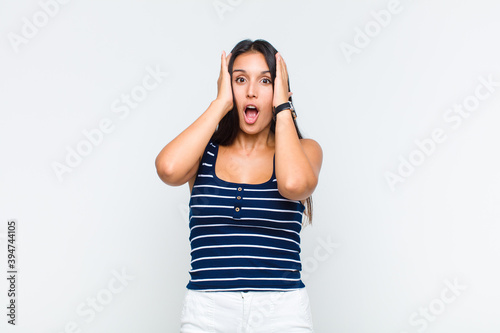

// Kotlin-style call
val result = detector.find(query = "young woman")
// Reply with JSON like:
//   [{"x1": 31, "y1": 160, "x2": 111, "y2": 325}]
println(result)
[{"x1": 155, "y1": 39, "x2": 323, "y2": 332}]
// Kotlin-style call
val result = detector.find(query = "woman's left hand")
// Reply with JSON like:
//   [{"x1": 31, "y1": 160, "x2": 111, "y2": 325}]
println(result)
[{"x1": 273, "y1": 52, "x2": 293, "y2": 108}]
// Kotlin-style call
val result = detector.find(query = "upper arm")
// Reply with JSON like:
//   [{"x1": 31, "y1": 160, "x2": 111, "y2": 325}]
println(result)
[
  {"x1": 157, "y1": 152, "x2": 202, "y2": 187},
  {"x1": 187, "y1": 155, "x2": 202, "y2": 192},
  {"x1": 186, "y1": 154, "x2": 202, "y2": 184},
  {"x1": 278, "y1": 138, "x2": 323, "y2": 201},
  {"x1": 300, "y1": 138, "x2": 323, "y2": 187}
]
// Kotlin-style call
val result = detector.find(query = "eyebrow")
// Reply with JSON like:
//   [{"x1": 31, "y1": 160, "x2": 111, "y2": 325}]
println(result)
[{"x1": 232, "y1": 69, "x2": 271, "y2": 74}]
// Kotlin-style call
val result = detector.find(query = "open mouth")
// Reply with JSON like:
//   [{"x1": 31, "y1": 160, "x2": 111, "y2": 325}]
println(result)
[{"x1": 244, "y1": 105, "x2": 259, "y2": 124}]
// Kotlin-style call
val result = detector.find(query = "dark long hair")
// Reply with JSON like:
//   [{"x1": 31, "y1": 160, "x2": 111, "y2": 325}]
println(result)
[{"x1": 210, "y1": 39, "x2": 313, "y2": 225}]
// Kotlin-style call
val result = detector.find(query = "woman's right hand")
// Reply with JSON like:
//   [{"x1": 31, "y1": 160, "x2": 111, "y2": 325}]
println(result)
[{"x1": 215, "y1": 51, "x2": 233, "y2": 114}]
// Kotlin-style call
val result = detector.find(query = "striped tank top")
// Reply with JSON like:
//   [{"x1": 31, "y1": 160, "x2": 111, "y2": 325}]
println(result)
[{"x1": 186, "y1": 140, "x2": 306, "y2": 292}]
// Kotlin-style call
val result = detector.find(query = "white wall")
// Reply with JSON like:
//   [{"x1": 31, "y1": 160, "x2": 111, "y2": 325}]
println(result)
[{"x1": 1, "y1": 0, "x2": 499, "y2": 332}]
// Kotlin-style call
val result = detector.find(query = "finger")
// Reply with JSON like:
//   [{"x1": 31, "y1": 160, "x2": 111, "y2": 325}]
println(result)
[
  {"x1": 277, "y1": 54, "x2": 288, "y2": 88},
  {"x1": 281, "y1": 65, "x2": 288, "y2": 89},
  {"x1": 280, "y1": 53, "x2": 287, "y2": 68},
  {"x1": 277, "y1": 57, "x2": 286, "y2": 83},
  {"x1": 225, "y1": 53, "x2": 232, "y2": 74},
  {"x1": 220, "y1": 51, "x2": 226, "y2": 73},
  {"x1": 277, "y1": 53, "x2": 287, "y2": 73},
  {"x1": 275, "y1": 53, "x2": 282, "y2": 79},
  {"x1": 222, "y1": 50, "x2": 227, "y2": 68},
  {"x1": 279, "y1": 53, "x2": 288, "y2": 76}
]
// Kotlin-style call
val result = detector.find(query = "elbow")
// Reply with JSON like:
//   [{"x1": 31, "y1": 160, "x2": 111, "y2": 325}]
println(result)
[
  {"x1": 279, "y1": 176, "x2": 318, "y2": 201},
  {"x1": 155, "y1": 156, "x2": 178, "y2": 186}
]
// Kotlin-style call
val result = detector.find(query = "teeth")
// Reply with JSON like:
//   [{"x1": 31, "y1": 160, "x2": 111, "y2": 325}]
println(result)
[{"x1": 246, "y1": 105, "x2": 256, "y2": 109}]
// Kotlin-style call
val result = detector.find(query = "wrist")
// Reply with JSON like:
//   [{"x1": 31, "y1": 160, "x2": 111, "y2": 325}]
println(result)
[
  {"x1": 273, "y1": 101, "x2": 296, "y2": 121},
  {"x1": 276, "y1": 109, "x2": 292, "y2": 119},
  {"x1": 273, "y1": 100, "x2": 289, "y2": 109},
  {"x1": 212, "y1": 98, "x2": 233, "y2": 114}
]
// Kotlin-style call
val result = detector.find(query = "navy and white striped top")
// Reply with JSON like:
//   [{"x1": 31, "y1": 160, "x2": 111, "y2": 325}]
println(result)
[{"x1": 186, "y1": 141, "x2": 306, "y2": 292}]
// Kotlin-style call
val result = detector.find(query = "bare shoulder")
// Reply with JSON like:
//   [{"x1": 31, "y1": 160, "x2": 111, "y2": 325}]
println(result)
[
  {"x1": 300, "y1": 138, "x2": 323, "y2": 174},
  {"x1": 300, "y1": 138, "x2": 322, "y2": 151},
  {"x1": 300, "y1": 138, "x2": 323, "y2": 159}
]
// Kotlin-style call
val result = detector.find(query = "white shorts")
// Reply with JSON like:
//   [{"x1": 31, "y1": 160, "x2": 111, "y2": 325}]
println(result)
[{"x1": 180, "y1": 287, "x2": 314, "y2": 333}]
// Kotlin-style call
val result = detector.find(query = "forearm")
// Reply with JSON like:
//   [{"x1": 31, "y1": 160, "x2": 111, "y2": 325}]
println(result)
[
  {"x1": 274, "y1": 110, "x2": 316, "y2": 200},
  {"x1": 155, "y1": 99, "x2": 229, "y2": 184}
]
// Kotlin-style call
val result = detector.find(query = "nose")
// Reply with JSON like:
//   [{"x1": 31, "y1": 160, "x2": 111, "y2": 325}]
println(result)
[{"x1": 246, "y1": 81, "x2": 257, "y2": 98}]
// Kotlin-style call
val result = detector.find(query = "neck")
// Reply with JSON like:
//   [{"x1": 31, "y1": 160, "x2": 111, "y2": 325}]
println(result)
[{"x1": 233, "y1": 127, "x2": 275, "y2": 154}]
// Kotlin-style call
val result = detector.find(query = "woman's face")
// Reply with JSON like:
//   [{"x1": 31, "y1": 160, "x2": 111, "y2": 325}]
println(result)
[{"x1": 231, "y1": 51, "x2": 274, "y2": 134}]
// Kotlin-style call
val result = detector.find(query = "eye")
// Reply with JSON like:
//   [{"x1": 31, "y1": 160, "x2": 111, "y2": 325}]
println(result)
[
  {"x1": 262, "y1": 78, "x2": 272, "y2": 84},
  {"x1": 235, "y1": 77, "x2": 246, "y2": 83}
]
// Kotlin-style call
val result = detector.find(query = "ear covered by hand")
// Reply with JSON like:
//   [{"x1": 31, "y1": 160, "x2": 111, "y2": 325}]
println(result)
[
  {"x1": 216, "y1": 50, "x2": 233, "y2": 114},
  {"x1": 273, "y1": 52, "x2": 293, "y2": 108}
]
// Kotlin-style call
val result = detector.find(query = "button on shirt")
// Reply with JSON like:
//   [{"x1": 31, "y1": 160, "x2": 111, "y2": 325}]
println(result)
[{"x1": 187, "y1": 141, "x2": 306, "y2": 292}]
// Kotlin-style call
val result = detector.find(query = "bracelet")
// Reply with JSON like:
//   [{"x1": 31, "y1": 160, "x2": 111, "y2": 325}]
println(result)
[{"x1": 273, "y1": 101, "x2": 297, "y2": 121}]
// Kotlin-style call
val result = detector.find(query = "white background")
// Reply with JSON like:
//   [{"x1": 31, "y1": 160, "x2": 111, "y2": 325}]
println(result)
[{"x1": 1, "y1": 0, "x2": 500, "y2": 332}]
